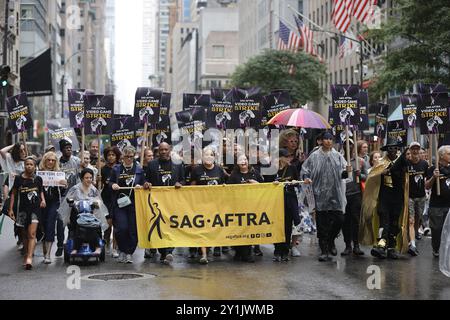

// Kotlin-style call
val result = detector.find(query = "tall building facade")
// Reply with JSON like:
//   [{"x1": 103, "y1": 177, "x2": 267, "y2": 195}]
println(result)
[
  {"x1": 142, "y1": 0, "x2": 157, "y2": 87},
  {"x1": 105, "y1": 0, "x2": 116, "y2": 95},
  {"x1": 155, "y1": 0, "x2": 171, "y2": 88},
  {"x1": 0, "y1": 0, "x2": 21, "y2": 147}
]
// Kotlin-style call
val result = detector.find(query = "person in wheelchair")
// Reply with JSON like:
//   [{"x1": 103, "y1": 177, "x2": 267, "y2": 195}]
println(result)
[{"x1": 58, "y1": 168, "x2": 108, "y2": 255}]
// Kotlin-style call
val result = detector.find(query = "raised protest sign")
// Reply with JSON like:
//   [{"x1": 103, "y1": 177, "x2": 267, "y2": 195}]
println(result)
[
  {"x1": 387, "y1": 120, "x2": 407, "y2": 147},
  {"x1": 331, "y1": 84, "x2": 360, "y2": 126},
  {"x1": 374, "y1": 103, "x2": 389, "y2": 138},
  {"x1": 207, "y1": 89, "x2": 233, "y2": 130},
  {"x1": 111, "y1": 115, "x2": 136, "y2": 153},
  {"x1": 183, "y1": 93, "x2": 210, "y2": 111},
  {"x1": 36, "y1": 171, "x2": 66, "y2": 187},
  {"x1": 401, "y1": 94, "x2": 419, "y2": 129},
  {"x1": 7, "y1": 93, "x2": 32, "y2": 134},
  {"x1": 134, "y1": 88, "x2": 162, "y2": 128},
  {"x1": 232, "y1": 87, "x2": 262, "y2": 129},
  {"x1": 84, "y1": 95, "x2": 114, "y2": 135},
  {"x1": 417, "y1": 92, "x2": 449, "y2": 134},
  {"x1": 49, "y1": 128, "x2": 80, "y2": 152}
]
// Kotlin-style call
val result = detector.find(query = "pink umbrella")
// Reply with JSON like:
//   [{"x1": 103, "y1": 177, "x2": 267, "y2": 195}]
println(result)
[{"x1": 267, "y1": 108, "x2": 331, "y2": 129}]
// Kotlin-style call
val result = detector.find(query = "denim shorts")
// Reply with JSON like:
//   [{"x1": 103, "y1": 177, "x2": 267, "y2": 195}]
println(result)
[{"x1": 15, "y1": 211, "x2": 39, "y2": 227}]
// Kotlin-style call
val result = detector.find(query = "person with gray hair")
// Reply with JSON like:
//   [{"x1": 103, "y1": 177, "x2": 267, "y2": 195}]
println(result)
[
  {"x1": 109, "y1": 146, "x2": 146, "y2": 263},
  {"x1": 425, "y1": 145, "x2": 450, "y2": 258}
]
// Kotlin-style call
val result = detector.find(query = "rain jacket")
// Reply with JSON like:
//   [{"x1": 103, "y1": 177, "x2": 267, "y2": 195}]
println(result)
[{"x1": 300, "y1": 147, "x2": 347, "y2": 212}]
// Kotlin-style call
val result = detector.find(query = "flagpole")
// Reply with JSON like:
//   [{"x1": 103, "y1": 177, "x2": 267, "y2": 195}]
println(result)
[{"x1": 287, "y1": 4, "x2": 378, "y2": 55}]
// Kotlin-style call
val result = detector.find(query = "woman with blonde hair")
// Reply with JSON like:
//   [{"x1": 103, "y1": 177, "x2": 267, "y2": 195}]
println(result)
[{"x1": 39, "y1": 152, "x2": 67, "y2": 264}]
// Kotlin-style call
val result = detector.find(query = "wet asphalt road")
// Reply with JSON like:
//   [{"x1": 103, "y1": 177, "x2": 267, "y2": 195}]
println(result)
[{"x1": 1, "y1": 218, "x2": 449, "y2": 300}]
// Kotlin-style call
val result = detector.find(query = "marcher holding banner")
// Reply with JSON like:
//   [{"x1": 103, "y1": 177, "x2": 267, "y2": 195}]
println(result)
[
  {"x1": 110, "y1": 146, "x2": 145, "y2": 264},
  {"x1": 301, "y1": 132, "x2": 350, "y2": 262},
  {"x1": 38, "y1": 152, "x2": 67, "y2": 264},
  {"x1": 228, "y1": 154, "x2": 264, "y2": 262},
  {"x1": 264, "y1": 148, "x2": 300, "y2": 262},
  {"x1": 191, "y1": 147, "x2": 226, "y2": 264},
  {"x1": 143, "y1": 142, "x2": 185, "y2": 265}
]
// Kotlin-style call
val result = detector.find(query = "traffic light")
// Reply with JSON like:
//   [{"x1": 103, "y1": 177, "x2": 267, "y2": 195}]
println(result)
[{"x1": 1, "y1": 65, "x2": 11, "y2": 87}]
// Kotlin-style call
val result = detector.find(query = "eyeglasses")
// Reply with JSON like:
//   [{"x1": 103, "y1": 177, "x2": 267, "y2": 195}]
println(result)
[{"x1": 124, "y1": 155, "x2": 134, "y2": 159}]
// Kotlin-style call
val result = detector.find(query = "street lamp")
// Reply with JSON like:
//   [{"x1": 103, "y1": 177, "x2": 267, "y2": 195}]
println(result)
[{"x1": 61, "y1": 49, "x2": 94, "y2": 118}]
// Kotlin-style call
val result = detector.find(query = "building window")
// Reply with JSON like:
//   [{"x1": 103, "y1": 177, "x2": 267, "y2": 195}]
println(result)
[
  {"x1": 345, "y1": 68, "x2": 348, "y2": 84},
  {"x1": 321, "y1": 5, "x2": 324, "y2": 26},
  {"x1": 339, "y1": 70, "x2": 343, "y2": 84},
  {"x1": 21, "y1": 8, "x2": 32, "y2": 19},
  {"x1": 213, "y1": 45, "x2": 225, "y2": 58},
  {"x1": 351, "y1": 66, "x2": 354, "y2": 84}
]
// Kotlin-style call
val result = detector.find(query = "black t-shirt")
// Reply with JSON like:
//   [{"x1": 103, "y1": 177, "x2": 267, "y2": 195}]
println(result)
[
  {"x1": 12, "y1": 175, "x2": 43, "y2": 213},
  {"x1": 155, "y1": 159, "x2": 174, "y2": 186},
  {"x1": 184, "y1": 164, "x2": 195, "y2": 186},
  {"x1": 191, "y1": 164, "x2": 225, "y2": 186},
  {"x1": 408, "y1": 160, "x2": 429, "y2": 199},
  {"x1": 427, "y1": 165, "x2": 450, "y2": 208},
  {"x1": 227, "y1": 169, "x2": 264, "y2": 185}
]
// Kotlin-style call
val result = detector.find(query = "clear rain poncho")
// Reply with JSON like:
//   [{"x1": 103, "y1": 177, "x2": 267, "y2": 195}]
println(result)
[
  {"x1": 57, "y1": 183, "x2": 109, "y2": 232},
  {"x1": 440, "y1": 210, "x2": 450, "y2": 278},
  {"x1": 300, "y1": 148, "x2": 347, "y2": 212}
]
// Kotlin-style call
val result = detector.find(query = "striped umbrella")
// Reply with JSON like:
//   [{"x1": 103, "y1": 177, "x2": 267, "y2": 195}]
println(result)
[{"x1": 267, "y1": 108, "x2": 331, "y2": 129}]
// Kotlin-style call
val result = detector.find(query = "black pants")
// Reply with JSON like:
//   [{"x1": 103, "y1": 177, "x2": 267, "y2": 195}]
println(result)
[
  {"x1": 429, "y1": 207, "x2": 449, "y2": 252},
  {"x1": 274, "y1": 192, "x2": 298, "y2": 256},
  {"x1": 316, "y1": 210, "x2": 344, "y2": 253},
  {"x1": 74, "y1": 227, "x2": 101, "y2": 251},
  {"x1": 234, "y1": 246, "x2": 252, "y2": 258},
  {"x1": 343, "y1": 193, "x2": 362, "y2": 246},
  {"x1": 378, "y1": 197, "x2": 403, "y2": 248}
]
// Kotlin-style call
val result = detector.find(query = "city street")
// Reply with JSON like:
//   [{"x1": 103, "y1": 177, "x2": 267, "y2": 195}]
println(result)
[{"x1": 1, "y1": 217, "x2": 449, "y2": 300}]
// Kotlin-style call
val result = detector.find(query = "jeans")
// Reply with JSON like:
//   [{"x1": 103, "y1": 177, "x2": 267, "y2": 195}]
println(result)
[{"x1": 42, "y1": 201, "x2": 60, "y2": 242}]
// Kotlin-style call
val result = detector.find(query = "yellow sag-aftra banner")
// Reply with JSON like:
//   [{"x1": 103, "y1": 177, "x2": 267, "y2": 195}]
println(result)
[{"x1": 135, "y1": 183, "x2": 285, "y2": 248}]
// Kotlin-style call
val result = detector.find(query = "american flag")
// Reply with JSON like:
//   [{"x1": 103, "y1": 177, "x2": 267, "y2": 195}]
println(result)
[
  {"x1": 353, "y1": 0, "x2": 378, "y2": 25},
  {"x1": 339, "y1": 31, "x2": 359, "y2": 58},
  {"x1": 294, "y1": 15, "x2": 317, "y2": 56},
  {"x1": 332, "y1": 0, "x2": 354, "y2": 33},
  {"x1": 278, "y1": 20, "x2": 301, "y2": 52}
]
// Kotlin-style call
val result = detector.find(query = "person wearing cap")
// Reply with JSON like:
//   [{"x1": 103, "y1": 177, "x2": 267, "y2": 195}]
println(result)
[
  {"x1": 360, "y1": 137, "x2": 409, "y2": 260},
  {"x1": 56, "y1": 138, "x2": 81, "y2": 257},
  {"x1": 404, "y1": 142, "x2": 429, "y2": 256},
  {"x1": 300, "y1": 131, "x2": 351, "y2": 262},
  {"x1": 341, "y1": 138, "x2": 367, "y2": 256}
]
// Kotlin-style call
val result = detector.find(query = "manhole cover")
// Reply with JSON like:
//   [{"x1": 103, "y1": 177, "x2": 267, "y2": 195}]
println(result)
[{"x1": 83, "y1": 273, "x2": 156, "y2": 282}]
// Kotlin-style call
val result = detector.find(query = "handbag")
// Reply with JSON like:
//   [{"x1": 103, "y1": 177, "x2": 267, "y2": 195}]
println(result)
[{"x1": 116, "y1": 171, "x2": 136, "y2": 209}]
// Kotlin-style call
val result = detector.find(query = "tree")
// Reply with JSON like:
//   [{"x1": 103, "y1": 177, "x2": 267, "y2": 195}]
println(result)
[
  {"x1": 231, "y1": 49, "x2": 326, "y2": 105},
  {"x1": 369, "y1": 0, "x2": 450, "y2": 98}
]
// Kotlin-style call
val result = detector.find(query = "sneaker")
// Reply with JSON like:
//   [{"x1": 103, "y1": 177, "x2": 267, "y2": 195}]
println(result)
[
  {"x1": 112, "y1": 249, "x2": 119, "y2": 258},
  {"x1": 199, "y1": 256, "x2": 208, "y2": 265},
  {"x1": 423, "y1": 228, "x2": 431, "y2": 236},
  {"x1": 291, "y1": 246, "x2": 301, "y2": 257},
  {"x1": 415, "y1": 234, "x2": 422, "y2": 240},
  {"x1": 221, "y1": 247, "x2": 230, "y2": 254},
  {"x1": 318, "y1": 253, "x2": 331, "y2": 262},
  {"x1": 432, "y1": 250, "x2": 440, "y2": 258},
  {"x1": 408, "y1": 245, "x2": 419, "y2": 257},
  {"x1": 352, "y1": 245, "x2": 365, "y2": 256},
  {"x1": 55, "y1": 247, "x2": 63, "y2": 257},
  {"x1": 163, "y1": 253, "x2": 173, "y2": 265},
  {"x1": 387, "y1": 248, "x2": 399, "y2": 260},
  {"x1": 125, "y1": 254, "x2": 133, "y2": 264},
  {"x1": 371, "y1": 246, "x2": 387, "y2": 259},
  {"x1": 144, "y1": 249, "x2": 155, "y2": 259},
  {"x1": 281, "y1": 255, "x2": 290, "y2": 262},
  {"x1": 253, "y1": 246, "x2": 263, "y2": 256},
  {"x1": 117, "y1": 252, "x2": 126, "y2": 263},
  {"x1": 43, "y1": 258, "x2": 51, "y2": 264},
  {"x1": 17, "y1": 244, "x2": 24, "y2": 251},
  {"x1": 272, "y1": 255, "x2": 281, "y2": 262},
  {"x1": 213, "y1": 247, "x2": 221, "y2": 257},
  {"x1": 341, "y1": 245, "x2": 352, "y2": 256}
]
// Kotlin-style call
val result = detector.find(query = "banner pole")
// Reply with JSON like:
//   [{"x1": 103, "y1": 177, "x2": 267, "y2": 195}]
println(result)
[
  {"x1": 21, "y1": 131, "x2": 29, "y2": 157},
  {"x1": 345, "y1": 125, "x2": 353, "y2": 180},
  {"x1": 148, "y1": 129, "x2": 154, "y2": 152},
  {"x1": 97, "y1": 134, "x2": 102, "y2": 190},
  {"x1": 140, "y1": 122, "x2": 148, "y2": 166},
  {"x1": 80, "y1": 127, "x2": 85, "y2": 162},
  {"x1": 354, "y1": 128, "x2": 360, "y2": 183},
  {"x1": 413, "y1": 127, "x2": 417, "y2": 142},
  {"x1": 428, "y1": 134, "x2": 433, "y2": 166},
  {"x1": 435, "y1": 134, "x2": 440, "y2": 196}
]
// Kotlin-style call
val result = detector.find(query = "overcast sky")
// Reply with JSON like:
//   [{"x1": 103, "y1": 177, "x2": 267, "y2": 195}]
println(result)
[{"x1": 115, "y1": 0, "x2": 144, "y2": 115}]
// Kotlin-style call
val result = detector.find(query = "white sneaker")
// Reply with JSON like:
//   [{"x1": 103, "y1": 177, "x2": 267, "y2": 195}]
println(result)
[
  {"x1": 117, "y1": 252, "x2": 126, "y2": 263},
  {"x1": 125, "y1": 254, "x2": 133, "y2": 264},
  {"x1": 163, "y1": 253, "x2": 173, "y2": 265},
  {"x1": 43, "y1": 258, "x2": 51, "y2": 264},
  {"x1": 112, "y1": 249, "x2": 119, "y2": 258},
  {"x1": 291, "y1": 246, "x2": 301, "y2": 257}
]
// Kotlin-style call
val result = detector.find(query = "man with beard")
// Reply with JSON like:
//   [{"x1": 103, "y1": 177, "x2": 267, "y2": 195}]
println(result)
[
  {"x1": 143, "y1": 142, "x2": 184, "y2": 264},
  {"x1": 301, "y1": 132, "x2": 350, "y2": 262}
]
